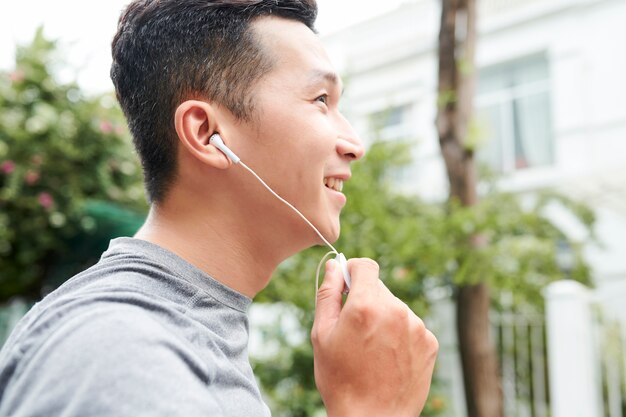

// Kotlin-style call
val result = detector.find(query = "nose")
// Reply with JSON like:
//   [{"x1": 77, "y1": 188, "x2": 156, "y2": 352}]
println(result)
[{"x1": 336, "y1": 116, "x2": 365, "y2": 161}]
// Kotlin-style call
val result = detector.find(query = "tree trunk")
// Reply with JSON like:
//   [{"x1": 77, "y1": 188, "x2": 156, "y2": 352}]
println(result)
[
  {"x1": 436, "y1": 0, "x2": 504, "y2": 416},
  {"x1": 457, "y1": 283, "x2": 503, "y2": 417}
]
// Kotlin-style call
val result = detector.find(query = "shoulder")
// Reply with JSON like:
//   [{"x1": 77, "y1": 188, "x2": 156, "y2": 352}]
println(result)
[
  {"x1": 49, "y1": 303, "x2": 197, "y2": 357},
  {"x1": 0, "y1": 303, "x2": 219, "y2": 417},
  {"x1": 23, "y1": 302, "x2": 208, "y2": 374}
]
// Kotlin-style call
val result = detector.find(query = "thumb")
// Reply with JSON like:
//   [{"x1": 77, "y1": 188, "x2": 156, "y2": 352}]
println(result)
[{"x1": 314, "y1": 259, "x2": 344, "y2": 328}]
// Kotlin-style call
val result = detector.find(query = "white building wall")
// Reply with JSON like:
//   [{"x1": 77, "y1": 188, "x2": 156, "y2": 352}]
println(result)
[{"x1": 322, "y1": 0, "x2": 626, "y2": 288}]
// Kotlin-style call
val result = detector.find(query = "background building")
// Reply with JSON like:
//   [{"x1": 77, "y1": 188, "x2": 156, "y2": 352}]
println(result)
[
  {"x1": 322, "y1": 0, "x2": 626, "y2": 415},
  {"x1": 323, "y1": 0, "x2": 626, "y2": 310}
]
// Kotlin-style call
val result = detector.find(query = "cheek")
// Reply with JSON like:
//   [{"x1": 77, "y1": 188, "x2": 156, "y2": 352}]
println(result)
[
  {"x1": 242, "y1": 102, "x2": 336, "y2": 193},
  {"x1": 265, "y1": 113, "x2": 333, "y2": 168}
]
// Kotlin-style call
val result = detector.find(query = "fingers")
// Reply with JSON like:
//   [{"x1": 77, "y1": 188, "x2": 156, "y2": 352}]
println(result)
[
  {"x1": 312, "y1": 258, "x2": 439, "y2": 417},
  {"x1": 346, "y1": 258, "x2": 382, "y2": 296},
  {"x1": 313, "y1": 259, "x2": 344, "y2": 338}
]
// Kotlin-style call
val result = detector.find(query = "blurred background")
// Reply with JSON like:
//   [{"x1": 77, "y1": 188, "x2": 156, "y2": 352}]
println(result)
[{"x1": 1, "y1": 1, "x2": 625, "y2": 417}]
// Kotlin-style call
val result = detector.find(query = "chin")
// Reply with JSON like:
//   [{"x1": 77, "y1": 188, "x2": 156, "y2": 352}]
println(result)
[
  {"x1": 325, "y1": 218, "x2": 341, "y2": 244},
  {"x1": 301, "y1": 203, "x2": 342, "y2": 248},
  {"x1": 302, "y1": 219, "x2": 340, "y2": 250}
]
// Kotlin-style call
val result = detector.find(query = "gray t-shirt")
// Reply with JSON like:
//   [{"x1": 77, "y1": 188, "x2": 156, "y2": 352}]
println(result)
[{"x1": 0, "y1": 237, "x2": 271, "y2": 417}]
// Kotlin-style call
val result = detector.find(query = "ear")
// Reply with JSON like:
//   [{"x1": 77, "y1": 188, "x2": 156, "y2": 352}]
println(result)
[{"x1": 174, "y1": 100, "x2": 232, "y2": 169}]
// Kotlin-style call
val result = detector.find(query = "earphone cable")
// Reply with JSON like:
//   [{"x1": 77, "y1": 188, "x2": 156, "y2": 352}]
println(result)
[
  {"x1": 315, "y1": 250, "x2": 338, "y2": 306},
  {"x1": 238, "y1": 161, "x2": 339, "y2": 255}
]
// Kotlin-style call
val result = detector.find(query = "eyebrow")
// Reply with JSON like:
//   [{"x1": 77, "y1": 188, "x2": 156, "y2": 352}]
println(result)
[{"x1": 307, "y1": 69, "x2": 344, "y2": 94}]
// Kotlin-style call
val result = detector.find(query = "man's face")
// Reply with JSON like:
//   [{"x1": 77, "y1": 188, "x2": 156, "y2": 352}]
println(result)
[{"x1": 223, "y1": 16, "x2": 364, "y2": 247}]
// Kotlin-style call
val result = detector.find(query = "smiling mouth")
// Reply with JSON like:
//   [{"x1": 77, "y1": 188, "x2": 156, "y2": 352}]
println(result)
[{"x1": 323, "y1": 177, "x2": 344, "y2": 192}]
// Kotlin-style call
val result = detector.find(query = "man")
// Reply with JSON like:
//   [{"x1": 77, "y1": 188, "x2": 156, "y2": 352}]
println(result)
[{"x1": 0, "y1": 1, "x2": 438, "y2": 416}]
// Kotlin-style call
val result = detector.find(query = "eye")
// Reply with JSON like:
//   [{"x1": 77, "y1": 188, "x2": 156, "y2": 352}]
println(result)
[{"x1": 315, "y1": 94, "x2": 329, "y2": 105}]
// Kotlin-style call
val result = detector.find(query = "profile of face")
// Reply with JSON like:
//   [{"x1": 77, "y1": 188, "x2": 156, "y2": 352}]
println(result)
[{"x1": 215, "y1": 17, "x2": 365, "y2": 249}]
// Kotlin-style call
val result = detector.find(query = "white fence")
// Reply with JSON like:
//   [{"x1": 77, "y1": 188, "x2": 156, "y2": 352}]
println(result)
[
  {"x1": 495, "y1": 311, "x2": 549, "y2": 417},
  {"x1": 546, "y1": 280, "x2": 626, "y2": 417},
  {"x1": 431, "y1": 280, "x2": 626, "y2": 417}
]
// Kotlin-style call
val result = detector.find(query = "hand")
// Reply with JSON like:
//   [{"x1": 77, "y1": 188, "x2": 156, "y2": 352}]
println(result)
[{"x1": 311, "y1": 258, "x2": 438, "y2": 417}]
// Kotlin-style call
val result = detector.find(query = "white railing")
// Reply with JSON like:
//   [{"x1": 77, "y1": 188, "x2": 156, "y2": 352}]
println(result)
[
  {"x1": 494, "y1": 311, "x2": 549, "y2": 417},
  {"x1": 545, "y1": 280, "x2": 626, "y2": 417},
  {"x1": 432, "y1": 281, "x2": 626, "y2": 417},
  {"x1": 429, "y1": 298, "x2": 550, "y2": 417}
]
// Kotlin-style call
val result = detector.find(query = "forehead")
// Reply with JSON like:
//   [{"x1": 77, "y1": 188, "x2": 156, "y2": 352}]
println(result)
[{"x1": 251, "y1": 16, "x2": 339, "y2": 88}]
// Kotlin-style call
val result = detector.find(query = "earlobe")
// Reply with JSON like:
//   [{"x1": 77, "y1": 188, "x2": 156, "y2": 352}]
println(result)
[{"x1": 174, "y1": 100, "x2": 232, "y2": 170}]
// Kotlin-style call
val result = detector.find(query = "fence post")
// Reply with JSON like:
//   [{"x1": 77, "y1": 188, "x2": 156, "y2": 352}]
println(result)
[{"x1": 544, "y1": 280, "x2": 603, "y2": 417}]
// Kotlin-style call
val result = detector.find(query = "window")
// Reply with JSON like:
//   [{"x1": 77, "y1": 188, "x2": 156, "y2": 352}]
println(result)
[
  {"x1": 368, "y1": 104, "x2": 413, "y2": 142},
  {"x1": 367, "y1": 104, "x2": 416, "y2": 188},
  {"x1": 476, "y1": 55, "x2": 554, "y2": 173}
]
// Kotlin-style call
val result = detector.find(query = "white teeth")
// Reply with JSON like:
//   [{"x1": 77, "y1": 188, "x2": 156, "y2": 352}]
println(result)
[{"x1": 323, "y1": 177, "x2": 344, "y2": 192}]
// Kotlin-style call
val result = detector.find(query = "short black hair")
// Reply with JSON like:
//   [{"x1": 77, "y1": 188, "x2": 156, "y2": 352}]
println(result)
[{"x1": 110, "y1": 0, "x2": 318, "y2": 203}]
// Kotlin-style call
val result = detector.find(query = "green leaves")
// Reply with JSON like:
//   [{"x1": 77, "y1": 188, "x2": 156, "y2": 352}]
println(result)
[
  {"x1": 253, "y1": 140, "x2": 593, "y2": 416},
  {"x1": 0, "y1": 28, "x2": 147, "y2": 301}
]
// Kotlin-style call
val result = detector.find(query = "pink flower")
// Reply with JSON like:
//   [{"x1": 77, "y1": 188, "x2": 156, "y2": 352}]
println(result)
[
  {"x1": 471, "y1": 233, "x2": 489, "y2": 248},
  {"x1": 38, "y1": 192, "x2": 54, "y2": 210},
  {"x1": 99, "y1": 121, "x2": 113, "y2": 134},
  {"x1": 1, "y1": 160, "x2": 16, "y2": 174},
  {"x1": 393, "y1": 267, "x2": 409, "y2": 280},
  {"x1": 9, "y1": 70, "x2": 25, "y2": 83},
  {"x1": 25, "y1": 170, "x2": 40, "y2": 185}
]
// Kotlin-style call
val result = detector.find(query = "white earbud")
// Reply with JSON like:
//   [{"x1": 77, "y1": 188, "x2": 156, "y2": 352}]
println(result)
[
  {"x1": 209, "y1": 132, "x2": 352, "y2": 294},
  {"x1": 336, "y1": 252, "x2": 352, "y2": 293},
  {"x1": 209, "y1": 133, "x2": 240, "y2": 164}
]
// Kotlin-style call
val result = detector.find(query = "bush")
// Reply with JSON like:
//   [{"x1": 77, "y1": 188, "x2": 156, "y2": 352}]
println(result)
[{"x1": 0, "y1": 28, "x2": 147, "y2": 301}]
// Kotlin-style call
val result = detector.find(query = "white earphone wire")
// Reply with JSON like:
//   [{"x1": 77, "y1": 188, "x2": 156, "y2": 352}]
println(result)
[
  {"x1": 238, "y1": 161, "x2": 339, "y2": 255},
  {"x1": 315, "y1": 250, "x2": 338, "y2": 306},
  {"x1": 210, "y1": 133, "x2": 344, "y2": 301}
]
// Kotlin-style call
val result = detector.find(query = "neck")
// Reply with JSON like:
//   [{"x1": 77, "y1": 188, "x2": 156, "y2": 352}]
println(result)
[{"x1": 134, "y1": 187, "x2": 309, "y2": 298}]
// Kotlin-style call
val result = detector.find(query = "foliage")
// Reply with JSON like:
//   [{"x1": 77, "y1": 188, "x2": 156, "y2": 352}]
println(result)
[
  {"x1": 0, "y1": 28, "x2": 147, "y2": 301},
  {"x1": 253, "y1": 140, "x2": 593, "y2": 416}
]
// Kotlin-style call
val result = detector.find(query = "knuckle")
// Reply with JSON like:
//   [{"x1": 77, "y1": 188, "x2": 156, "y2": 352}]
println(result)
[
  {"x1": 310, "y1": 326, "x2": 320, "y2": 346},
  {"x1": 350, "y1": 258, "x2": 379, "y2": 274},
  {"x1": 346, "y1": 299, "x2": 374, "y2": 324},
  {"x1": 409, "y1": 315, "x2": 426, "y2": 334},
  {"x1": 382, "y1": 300, "x2": 411, "y2": 334},
  {"x1": 316, "y1": 283, "x2": 334, "y2": 302},
  {"x1": 389, "y1": 300, "x2": 409, "y2": 322},
  {"x1": 426, "y1": 330, "x2": 440, "y2": 353}
]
